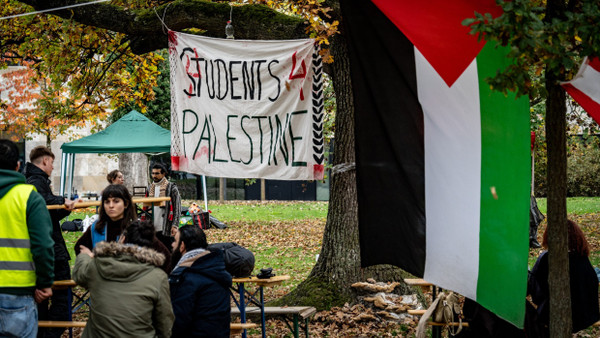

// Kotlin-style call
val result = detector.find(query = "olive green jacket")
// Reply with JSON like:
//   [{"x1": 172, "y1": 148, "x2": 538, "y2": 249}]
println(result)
[{"x1": 73, "y1": 242, "x2": 174, "y2": 338}]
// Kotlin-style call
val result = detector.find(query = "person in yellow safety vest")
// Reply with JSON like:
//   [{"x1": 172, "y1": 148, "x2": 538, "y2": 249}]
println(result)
[
  {"x1": 25, "y1": 145, "x2": 77, "y2": 338},
  {"x1": 0, "y1": 139, "x2": 55, "y2": 338}
]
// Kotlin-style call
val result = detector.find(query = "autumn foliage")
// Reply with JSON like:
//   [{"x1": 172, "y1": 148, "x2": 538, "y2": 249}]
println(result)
[{"x1": 0, "y1": 0, "x2": 164, "y2": 141}]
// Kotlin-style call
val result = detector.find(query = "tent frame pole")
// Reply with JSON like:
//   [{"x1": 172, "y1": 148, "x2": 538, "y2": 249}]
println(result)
[
  {"x1": 60, "y1": 152, "x2": 68, "y2": 197},
  {"x1": 67, "y1": 153, "x2": 75, "y2": 199},
  {"x1": 202, "y1": 175, "x2": 208, "y2": 211}
]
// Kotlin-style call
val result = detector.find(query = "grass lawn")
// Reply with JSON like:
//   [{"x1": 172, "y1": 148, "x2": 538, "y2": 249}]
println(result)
[{"x1": 63, "y1": 201, "x2": 327, "y2": 294}]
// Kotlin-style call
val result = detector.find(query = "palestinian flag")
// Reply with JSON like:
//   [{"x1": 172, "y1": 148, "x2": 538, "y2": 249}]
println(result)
[
  {"x1": 341, "y1": 0, "x2": 531, "y2": 327},
  {"x1": 561, "y1": 57, "x2": 600, "y2": 126}
]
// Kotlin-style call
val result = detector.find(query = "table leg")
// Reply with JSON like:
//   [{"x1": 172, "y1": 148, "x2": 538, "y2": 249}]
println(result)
[
  {"x1": 239, "y1": 283, "x2": 247, "y2": 338},
  {"x1": 68, "y1": 286, "x2": 73, "y2": 338},
  {"x1": 293, "y1": 314, "x2": 299, "y2": 338},
  {"x1": 260, "y1": 286, "x2": 266, "y2": 338}
]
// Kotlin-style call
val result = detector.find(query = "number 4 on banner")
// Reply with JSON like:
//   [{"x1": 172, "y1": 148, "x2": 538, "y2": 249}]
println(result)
[{"x1": 288, "y1": 51, "x2": 307, "y2": 100}]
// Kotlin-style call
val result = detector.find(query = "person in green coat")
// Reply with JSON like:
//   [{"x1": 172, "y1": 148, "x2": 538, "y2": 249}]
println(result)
[{"x1": 73, "y1": 220, "x2": 174, "y2": 338}]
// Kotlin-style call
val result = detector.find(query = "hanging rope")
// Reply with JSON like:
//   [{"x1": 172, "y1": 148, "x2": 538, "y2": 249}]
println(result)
[{"x1": 153, "y1": 2, "x2": 172, "y2": 34}]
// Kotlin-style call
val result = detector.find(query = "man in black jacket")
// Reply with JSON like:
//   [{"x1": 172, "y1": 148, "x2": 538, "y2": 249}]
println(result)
[
  {"x1": 25, "y1": 145, "x2": 77, "y2": 338},
  {"x1": 169, "y1": 225, "x2": 232, "y2": 337}
]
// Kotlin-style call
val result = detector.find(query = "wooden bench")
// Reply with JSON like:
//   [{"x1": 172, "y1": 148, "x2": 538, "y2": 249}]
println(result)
[
  {"x1": 231, "y1": 306, "x2": 317, "y2": 338},
  {"x1": 230, "y1": 323, "x2": 258, "y2": 335},
  {"x1": 38, "y1": 321, "x2": 87, "y2": 328},
  {"x1": 39, "y1": 321, "x2": 258, "y2": 335},
  {"x1": 404, "y1": 278, "x2": 434, "y2": 293}
]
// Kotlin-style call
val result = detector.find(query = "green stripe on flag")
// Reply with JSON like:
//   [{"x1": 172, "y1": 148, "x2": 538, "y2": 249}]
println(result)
[{"x1": 476, "y1": 42, "x2": 530, "y2": 327}]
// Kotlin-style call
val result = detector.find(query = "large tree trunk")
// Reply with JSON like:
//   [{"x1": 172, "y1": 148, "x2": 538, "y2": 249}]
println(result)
[
  {"x1": 545, "y1": 74, "x2": 571, "y2": 338},
  {"x1": 276, "y1": 33, "x2": 410, "y2": 310},
  {"x1": 119, "y1": 153, "x2": 149, "y2": 192},
  {"x1": 545, "y1": 0, "x2": 571, "y2": 332}
]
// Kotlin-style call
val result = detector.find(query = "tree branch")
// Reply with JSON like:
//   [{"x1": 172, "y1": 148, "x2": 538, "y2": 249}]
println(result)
[{"x1": 16, "y1": 0, "x2": 309, "y2": 54}]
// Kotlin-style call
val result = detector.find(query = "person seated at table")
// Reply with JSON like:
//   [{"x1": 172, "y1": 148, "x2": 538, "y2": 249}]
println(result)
[
  {"x1": 527, "y1": 219, "x2": 599, "y2": 336},
  {"x1": 73, "y1": 220, "x2": 174, "y2": 338},
  {"x1": 106, "y1": 169, "x2": 124, "y2": 185},
  {"x1": 169, "y1": 225, "x2": 232, "y2": 337},
  {"x1": 74, "y1": 184, "x2": 172, "y2": 273}
]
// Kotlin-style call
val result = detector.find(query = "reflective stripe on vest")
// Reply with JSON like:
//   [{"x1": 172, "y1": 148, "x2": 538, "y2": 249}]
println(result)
[{"x1": 0, "y1": 184, "x2": 36, "y2": 287}]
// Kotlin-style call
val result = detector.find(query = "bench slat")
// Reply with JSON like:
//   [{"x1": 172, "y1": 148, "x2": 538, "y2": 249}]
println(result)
[
  {"x1": 408, "y1": 309, "x2": 426, "y2": 315},
  {"x1": 404, "y1": 278, "x2": 433, "y2": 287},
  {"x1": 230, "y1": 323, "x2": 258, "y2": 335},
  {"x1": 231, "y1": 306, "x2": 317, "y2": 319},
  {"x1": 38, "y1": 320, "x2": 86, "y2": 328},
  {"x1": 230, "y1": 323, "x2": 258, "y2": 329},
  {"x1": 429, "y1": 322, "x2": 469, "y2": 327},
  {"x1": 51, "y1": 279, "x2": 77, "y2": 288},
  {"x1": 39, "y1": 320, "x2": 258, "y2": 333}
]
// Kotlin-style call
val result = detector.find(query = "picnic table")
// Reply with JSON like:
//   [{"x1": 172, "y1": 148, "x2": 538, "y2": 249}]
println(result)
[
  {"x1": 47, "y1": 196, "x2": 170, "y2": 210},
  {"x1": 47, "y1": 197, "x2": 171, "y2": 220},
  {"x1": 230, "y1": 275, "x2": 291, "y2": 338}
]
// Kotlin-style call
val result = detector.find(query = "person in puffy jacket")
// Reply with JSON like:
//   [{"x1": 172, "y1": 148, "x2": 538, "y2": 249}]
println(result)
[
  {"x1": 170, "y1": 224, "x2": 232, "y2": 337},
  {"x1": 73, "y1": 220, "x2": 174, "y2": 338}
]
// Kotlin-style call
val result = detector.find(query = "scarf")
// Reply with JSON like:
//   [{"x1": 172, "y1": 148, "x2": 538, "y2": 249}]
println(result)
[
  {"x1": 173, "y1": 248, "x2": 206, "y2": 271},
  {"x1": 149, "y1": 177, "x2": 169, "y2": 197}
]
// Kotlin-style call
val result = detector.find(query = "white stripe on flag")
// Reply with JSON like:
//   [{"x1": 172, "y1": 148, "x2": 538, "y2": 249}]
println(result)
[
  {"x1": 566, "y1": 58, "x2": 600, "y2": 104},
  {"x1": 416, "y1": 48, "x2": 481, "y2": 300}
]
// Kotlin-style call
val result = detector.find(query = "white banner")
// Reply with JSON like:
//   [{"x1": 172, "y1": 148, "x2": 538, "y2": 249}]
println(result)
[{"x1": 169, "y1": 31, "x2": 324, "y2": 180}]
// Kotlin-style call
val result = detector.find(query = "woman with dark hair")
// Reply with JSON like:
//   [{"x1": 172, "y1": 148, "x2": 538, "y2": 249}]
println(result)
[
  {"x1": 106, "y1": 170, "x2": 124, "y2": 185},
  {"x1": 75, "y1": 185, "x2": 172, "y2": 273},
  {"x1": 528, "y1": 219, "x2": 599, "y2": 337}
]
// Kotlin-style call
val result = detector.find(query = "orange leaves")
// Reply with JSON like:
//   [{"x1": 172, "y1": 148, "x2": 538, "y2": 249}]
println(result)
[
  {"x1": 261, "y1": 0, "x2": 339, "y2": 63},
  {"x1": 1, "y1": 0, "x2": 163, "y2": 139}
]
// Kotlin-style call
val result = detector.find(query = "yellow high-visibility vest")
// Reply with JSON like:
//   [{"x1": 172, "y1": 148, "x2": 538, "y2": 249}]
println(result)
[{"x1": 0, "y1": 184, "x2": 36, "y2": 287}]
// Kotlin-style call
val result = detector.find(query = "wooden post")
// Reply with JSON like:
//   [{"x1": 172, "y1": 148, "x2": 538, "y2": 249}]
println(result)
[
  {"x1": 260, "y1": 179, "x2": 266, "y2": 201},
  {"x1": 219, "y1": 177, "x2": 225, "y2": 202}
]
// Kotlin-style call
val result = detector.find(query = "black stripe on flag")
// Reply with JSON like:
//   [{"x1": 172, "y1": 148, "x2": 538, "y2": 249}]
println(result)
[{"x1": 341, "y1": 0, "x2": 426, "y2": 276}]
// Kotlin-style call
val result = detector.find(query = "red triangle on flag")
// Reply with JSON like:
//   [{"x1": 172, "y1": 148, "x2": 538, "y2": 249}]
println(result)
[{"x1": 371, "y1": 0, "x2": 502, "y2": 87}]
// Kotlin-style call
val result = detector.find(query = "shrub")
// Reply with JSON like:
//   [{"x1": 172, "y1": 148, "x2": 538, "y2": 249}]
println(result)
[{"x1": 534, "y1": 135, "x2": 600, "y2": 197}]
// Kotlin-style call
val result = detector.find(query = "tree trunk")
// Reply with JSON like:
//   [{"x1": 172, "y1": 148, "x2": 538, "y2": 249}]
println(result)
[
  {"x1": 275, "y1": 33, "x2": 410, "y2": 310},
  {"x1": 119, "y1": 153, "x2": 149, "y2": 192},
  {"x1": 545, "y1": 47, "x2": 571, "y2": 338}
]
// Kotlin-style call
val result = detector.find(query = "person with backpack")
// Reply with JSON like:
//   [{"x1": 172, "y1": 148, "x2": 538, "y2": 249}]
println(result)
[{"x1": 169, "y1": 225, "x2": 232, "y2": 337}]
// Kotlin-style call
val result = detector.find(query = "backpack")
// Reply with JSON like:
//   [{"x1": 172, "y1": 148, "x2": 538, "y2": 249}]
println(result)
[
  {"x1": 207, "y1": 242, "x2": 255, "y2": 277},
  {"x1": 61, "y1": 219, "x2": 83, "y2": 232}
]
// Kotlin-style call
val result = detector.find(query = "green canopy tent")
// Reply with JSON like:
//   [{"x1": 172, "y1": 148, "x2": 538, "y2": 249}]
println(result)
[
  {"x1": 60, "y1": 110, "x2": 208, "y2": 210},
  {"x1": 59, "y1": 110, "x2": 171, "y2": 197}
]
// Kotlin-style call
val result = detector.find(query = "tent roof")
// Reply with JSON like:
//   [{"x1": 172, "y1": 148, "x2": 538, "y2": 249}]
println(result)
[{"x1": 61, "y1": 110, "x2": 170, "y2": 154}]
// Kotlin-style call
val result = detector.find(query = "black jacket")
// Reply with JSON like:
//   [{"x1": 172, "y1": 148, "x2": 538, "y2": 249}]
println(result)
[
  {"x1": 25, "y1": 162, "x2": 71, "y2": 261},
  {"x1": 529, "y1": 251, "x2": 600, "y2": 334},
  {"x1": 169, "y1": 250, "x2": 232, "y2": 337}
]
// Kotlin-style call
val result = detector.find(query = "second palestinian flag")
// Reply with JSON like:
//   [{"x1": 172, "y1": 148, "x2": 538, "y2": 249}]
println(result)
[{"x1": 342, "y1": 0, "x2": 530, "y2": 327}]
